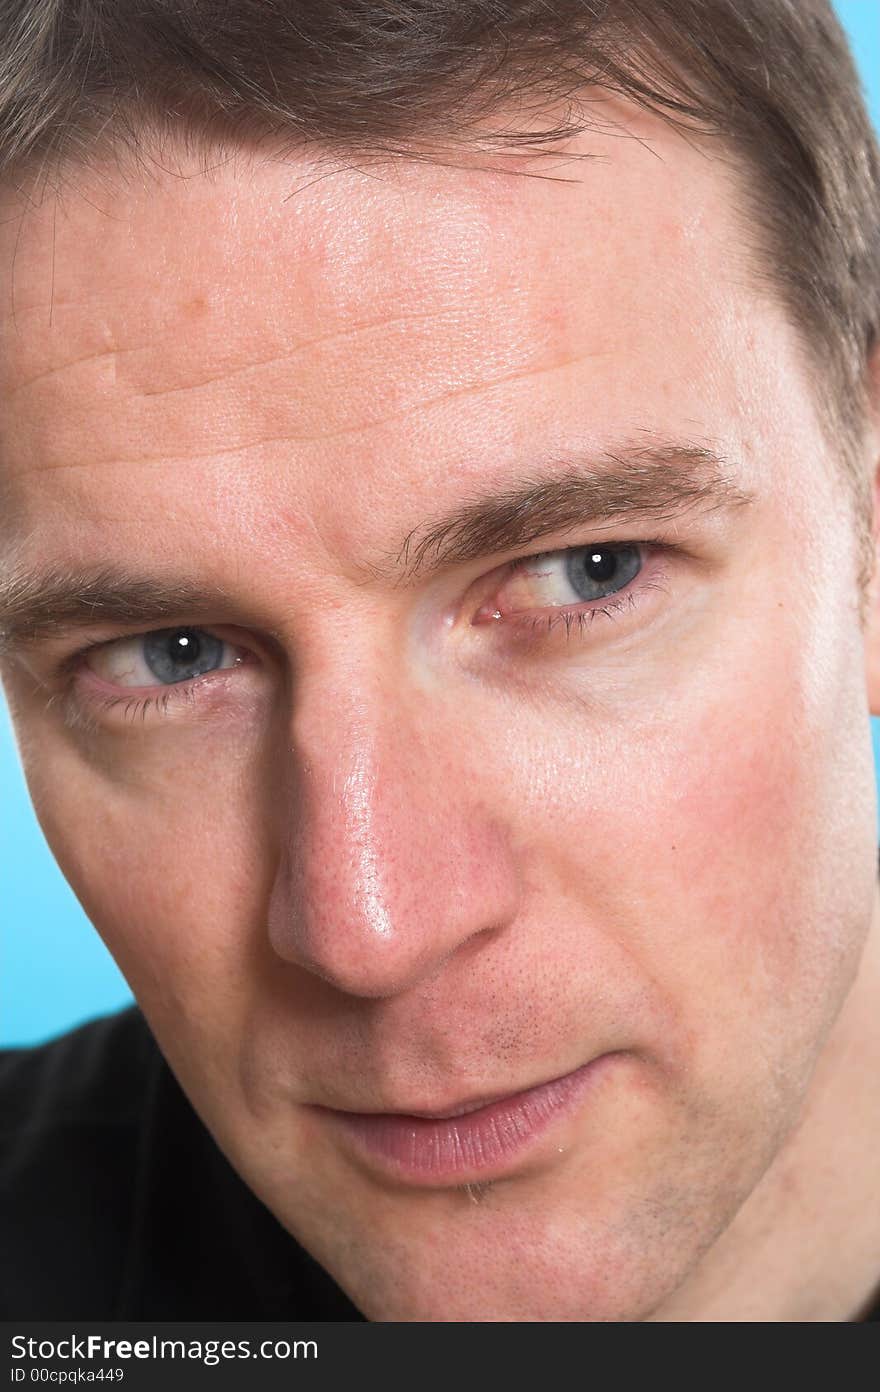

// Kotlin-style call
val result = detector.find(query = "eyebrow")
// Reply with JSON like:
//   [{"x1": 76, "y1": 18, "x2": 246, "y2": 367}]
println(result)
[
  {"x1": 380, "y1": 440, "x2": 754, "y2": 584},
  {"x1": 0, "y1": 572, "x2": 237, "y2": 657},
  {"x1": 0, "y1": 440, "x2": 754, "y2": 654}
]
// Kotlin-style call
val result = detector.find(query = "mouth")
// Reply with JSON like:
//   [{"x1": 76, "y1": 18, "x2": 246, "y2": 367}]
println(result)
[{"x1": 310, "y1": 1055, "x2": 614, "y2": 1187}]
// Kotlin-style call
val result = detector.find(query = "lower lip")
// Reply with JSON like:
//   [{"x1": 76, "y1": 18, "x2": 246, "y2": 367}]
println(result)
[{"x1": 315, "y1": 1057, "x2": 610, "y2": 1186}]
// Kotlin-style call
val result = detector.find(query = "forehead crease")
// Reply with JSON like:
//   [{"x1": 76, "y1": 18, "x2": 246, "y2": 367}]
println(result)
[
  {"x1": 3, "y1": 308, "x2": 452, "y2": 403},
  {"x1": 0, "y1": 231, "x2": 571, "y2": 427},
  {"x1": 0, "y1": 318, "x2": 612, "y2": 497},
  {"x1": 133, "y1": 304, "x2": 475, "y2": 401},
  {"x1": 4, "y1": 341, "x2": 128, "y2": 398},
  {"x1": 0, "y1": 116, "x2": 743, "y2": 433}
]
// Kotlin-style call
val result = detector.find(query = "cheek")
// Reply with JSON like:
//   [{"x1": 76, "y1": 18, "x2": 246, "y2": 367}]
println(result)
[
  {"x1": 19, "y1": 716, "x2": 277, "y2": 1046},
  {"x1": 505, "y1": 600, "x2": 875, "y2": 1089},
  {"x1": 664, "y1": 606, "x2": 875, "y2": 1002}
]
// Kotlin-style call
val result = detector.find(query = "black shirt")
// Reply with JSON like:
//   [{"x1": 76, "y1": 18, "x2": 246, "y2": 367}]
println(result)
[
  {"x1": 1, "y1": 1004, "x2": 877, "y2": 1321},
  {"x1": 0, "y1": 1006, "x2": 361, "y2": 1319}
]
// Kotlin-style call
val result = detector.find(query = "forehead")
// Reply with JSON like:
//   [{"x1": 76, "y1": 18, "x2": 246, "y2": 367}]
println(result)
[{"x1": 0, "y1": 104, "x2": 821, "y2": 569}]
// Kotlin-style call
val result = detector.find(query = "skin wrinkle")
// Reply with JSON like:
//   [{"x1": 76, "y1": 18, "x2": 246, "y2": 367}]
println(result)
[
  {"x1": 1, "y1": 99, "x2": 880, "y2": 1322},
  {"x1": 7, "y1": 304, "x2": 482, "y2": 400},
  {"x1": 134, "y1": 307, "x2": 493, "y2": 400},
  {"x1": 146, "y1": 347, "x2": 604, "y2": 439},
  {"x1": 6, "y1": 340, "x2": 150, "y2": 397},
  {"x1": 1, "y1": 346, "x2": 605, "y2": 477}
]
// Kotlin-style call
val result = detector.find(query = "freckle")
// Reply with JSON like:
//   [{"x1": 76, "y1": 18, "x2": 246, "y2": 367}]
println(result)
[{"x1": 182, "y1": 295, "x2": 208, "y2": 317}]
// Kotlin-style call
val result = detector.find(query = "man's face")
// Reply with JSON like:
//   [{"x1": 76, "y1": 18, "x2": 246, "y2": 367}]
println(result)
[{"x1": 1, "y1": 101, "x2": 878, "y2": 1320}]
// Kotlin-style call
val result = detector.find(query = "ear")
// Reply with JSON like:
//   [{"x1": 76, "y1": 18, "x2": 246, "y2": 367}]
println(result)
[{"x1": 863, "y1": 340, "x2": 880, "y2": 714}]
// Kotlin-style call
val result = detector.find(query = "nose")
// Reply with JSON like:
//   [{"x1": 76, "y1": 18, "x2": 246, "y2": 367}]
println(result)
[{"x1": 266, "y1": 669, "x2": 521, "y2": 999}]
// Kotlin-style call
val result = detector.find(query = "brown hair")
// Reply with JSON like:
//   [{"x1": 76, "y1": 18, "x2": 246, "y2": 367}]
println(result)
[{"x1": 1, "y1": 1, "x2": 879, "y2": 586}]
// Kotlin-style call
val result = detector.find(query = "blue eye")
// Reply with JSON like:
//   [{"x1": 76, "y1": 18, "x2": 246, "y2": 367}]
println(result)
[
  {"x1": 142, "y1": 628, "x2": 227, "y2": 684},
  {"x1": 83, "y1": 624, "x2": 244, "y2": 693},
  {"x1": 71, "y1": 625, "x2": 250, "y2": 726},
  {"x1": 564, "y1": 544, "x2": 642, "y2": 601}
]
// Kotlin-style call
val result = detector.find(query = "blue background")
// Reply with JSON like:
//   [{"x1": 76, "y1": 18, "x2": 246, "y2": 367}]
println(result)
[{"x1": 2, "y1": 0, "x2": 879, "y2": 1046}]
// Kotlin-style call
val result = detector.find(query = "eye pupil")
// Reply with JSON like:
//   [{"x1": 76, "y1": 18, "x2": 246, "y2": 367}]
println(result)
[
  {"x1": 586, "y1": 549, "x2": 616, "y2": 583},
  {"x1": 171, "y1": 630, "x2": 198, "y2": 662}
]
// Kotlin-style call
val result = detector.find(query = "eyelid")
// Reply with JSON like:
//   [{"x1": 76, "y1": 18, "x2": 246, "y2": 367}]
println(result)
[
  {"x1": 57, "y1": 623, "x2": 261, "y2": 730},
  {"x1": 470, "y1": 538, "x2": 678, "y2": 646}
]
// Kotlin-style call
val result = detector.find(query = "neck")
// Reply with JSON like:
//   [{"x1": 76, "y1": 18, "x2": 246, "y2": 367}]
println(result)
[{"x1": 654, "y1": 887, "x2": 880, "y2": 1322}]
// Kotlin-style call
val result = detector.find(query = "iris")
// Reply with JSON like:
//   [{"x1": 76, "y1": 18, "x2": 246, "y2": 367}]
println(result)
[
  {"x1": 142, "y1": 628, "x2": 226, "y2": 684},
  {"x1": 564, "y1": 544, "x2": 641, "y2": 601}
]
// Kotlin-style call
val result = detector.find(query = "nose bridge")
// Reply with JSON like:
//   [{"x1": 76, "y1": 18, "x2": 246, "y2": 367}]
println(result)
[
  {"x1": 321, "y1": 700, "x2": 402, "y2": 947},
  {"x1": 267, "y1": 664, "x2": 519, "y2": 998}
]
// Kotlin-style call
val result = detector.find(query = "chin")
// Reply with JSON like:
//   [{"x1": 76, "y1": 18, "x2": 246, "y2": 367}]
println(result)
[
  {"x1": 311, "y1": 1206, "x2": 701, "y2": 1322},
  {"x1": 257, "y1": 1137, "x2": 761, "y2": 1323}
]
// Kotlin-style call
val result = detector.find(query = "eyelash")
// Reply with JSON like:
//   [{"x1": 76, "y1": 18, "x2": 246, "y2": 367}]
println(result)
[
  {"x1": 55, "y1": 646, "x2": 221, "y2": 732},
  {"x1": 58, "y1": 539, "x2": 675, "y2": 727},
  {"x1": 508, "y1": 583, "x2": 660, "y2": 641},
  {"x1": 57, "y1": 680, "x2": 186, "y2": 734}
]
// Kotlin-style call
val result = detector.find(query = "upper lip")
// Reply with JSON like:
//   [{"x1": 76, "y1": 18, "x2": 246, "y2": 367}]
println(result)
[{"x1": 317, "y1": 1067, "x2": 578, "y2": 1121}]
